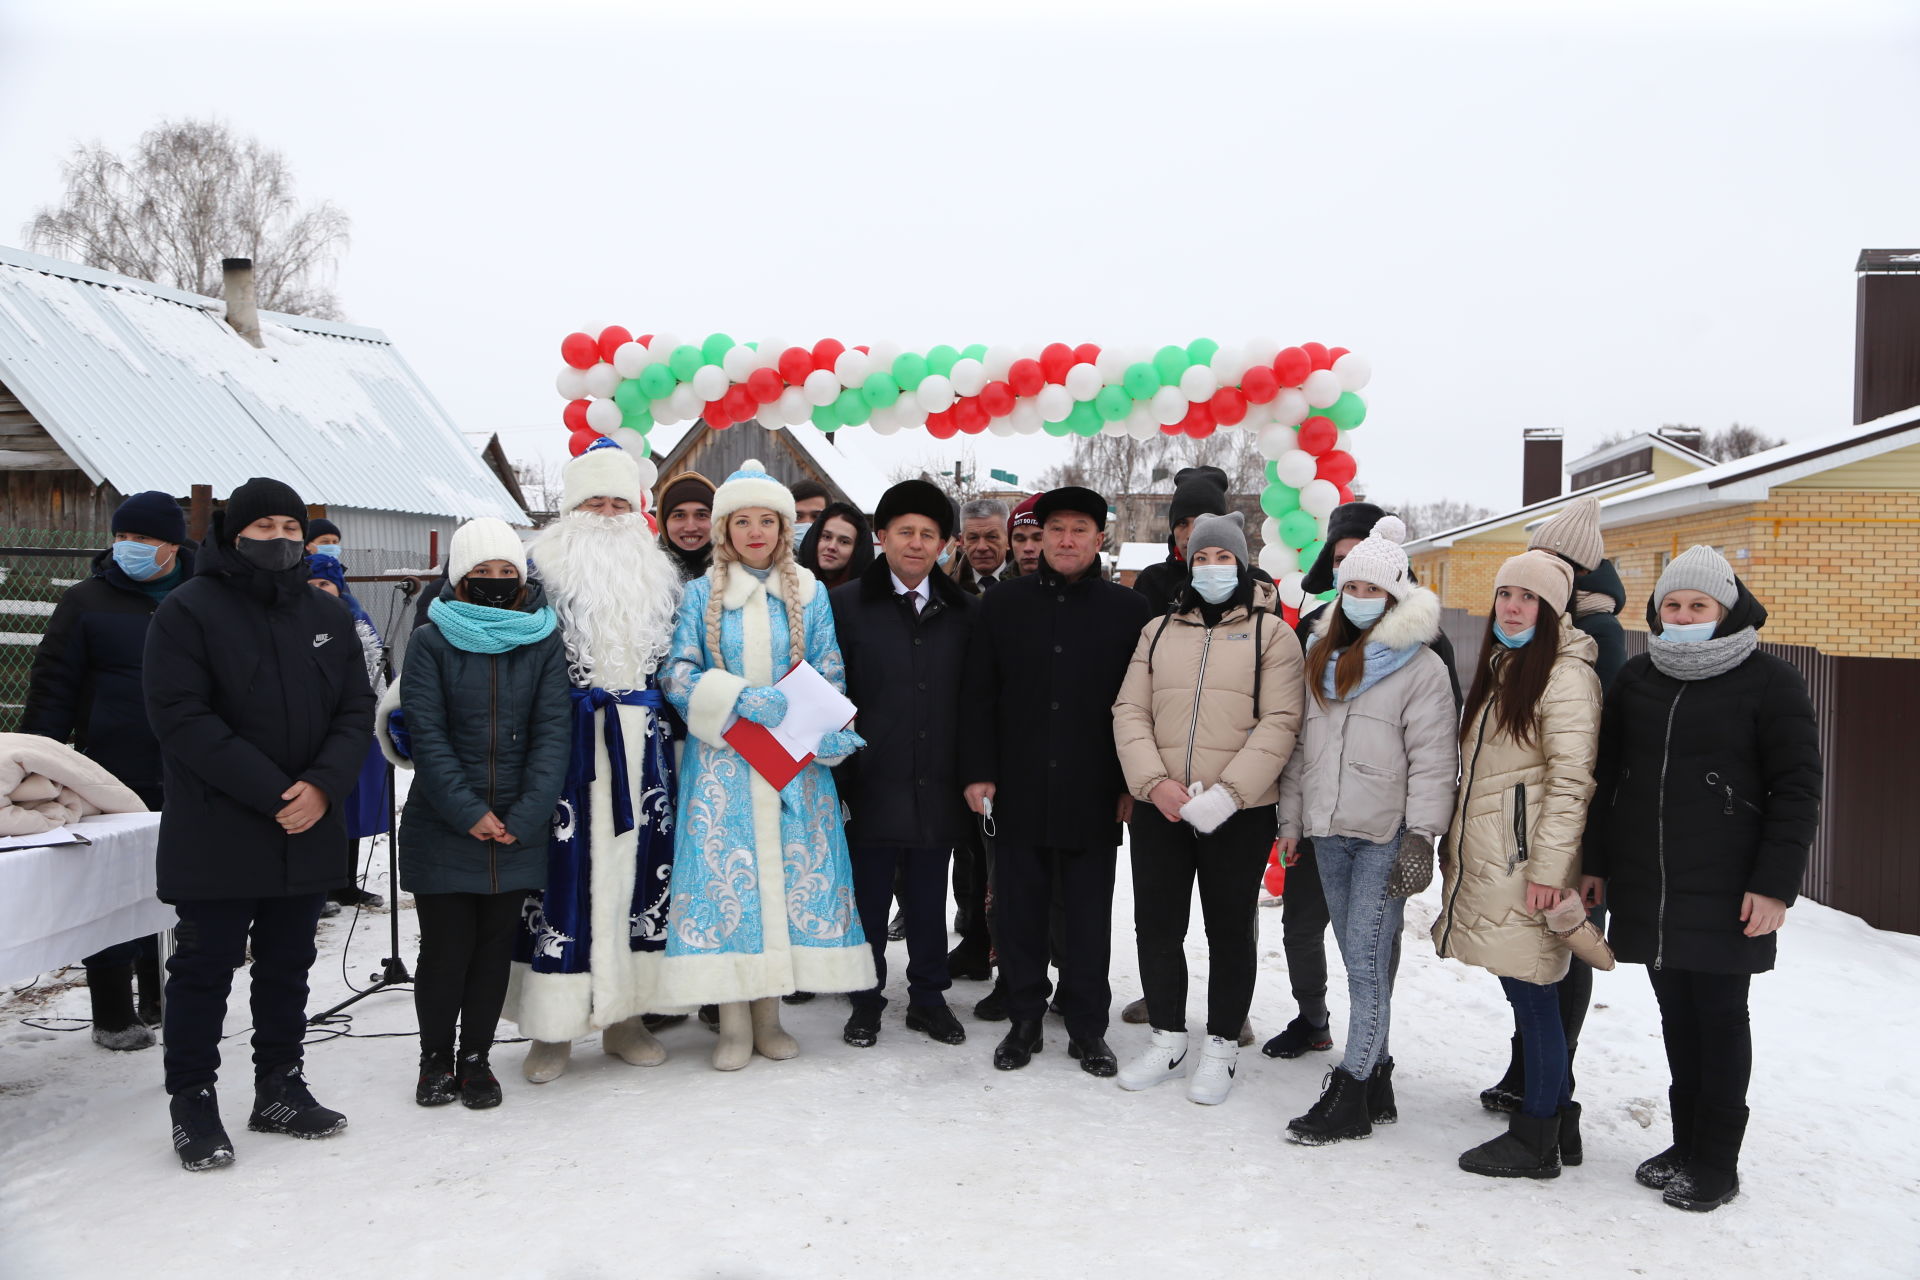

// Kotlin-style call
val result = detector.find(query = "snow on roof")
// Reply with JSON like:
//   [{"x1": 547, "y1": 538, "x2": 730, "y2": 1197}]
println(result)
[
  {"x1": 1564, "y1": 429, "x2": 1715, "y2": 474},
  {"x1": 0, "y1": 244, "x2": 527, "y2": 525},
  {"x1": 1118, "y1": 541, "x2": 1169, "y2": 572},
  {"x1": 1402, "y1": 469, "x2": 1653, "y2": 555}
]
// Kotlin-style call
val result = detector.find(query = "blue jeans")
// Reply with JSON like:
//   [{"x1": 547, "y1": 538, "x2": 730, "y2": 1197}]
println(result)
[
  {"x1": 1500, "y1": 976, "x2": 1573, "y2": 1118},
  {"x1": 1315, "y1": 832, "x2": 1404, "y2": 1079}
]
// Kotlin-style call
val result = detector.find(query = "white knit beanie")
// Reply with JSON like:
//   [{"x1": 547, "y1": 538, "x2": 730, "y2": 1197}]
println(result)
[
  {"x1": 560, "y1": 440, "x2": 657, "y2": 513},
  {"x1": 1334, "y1": 515, "x2": 1414, "y2": 600},
  {"x1": 447, "y1": 517, "x2": 527, "y2": 583},
  {"x1": 711, "y1": 458, "x2": 797, "y2": 525}
]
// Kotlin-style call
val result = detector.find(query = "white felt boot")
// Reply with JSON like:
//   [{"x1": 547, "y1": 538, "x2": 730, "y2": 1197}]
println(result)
[
  {"x1": 521, "y1": 1039, "x2": 572, "y2": 1084},
  {"x1": 751, "y1": 996, "x2": 799, "y2": 1061},
  {"x1": 1187, "y1": 1035, "x2": 1240, "y2": 1105},
  {"x1": 713, "y1": 1002, "x2": 754, "y2": 1072},
  {"x1": 601, "y1": 1016, "x2": 667, "y2": 1067},
  {"x1": 1118, "y1": 1028, "x2": 1189, "y2": 1092}
]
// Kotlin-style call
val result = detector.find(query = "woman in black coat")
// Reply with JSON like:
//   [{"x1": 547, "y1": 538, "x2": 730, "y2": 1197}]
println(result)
[
  {"x1": 1583, "y1": 545, "x2": 1821, "y2": 1213},
  {"x1": 797, "y1": 500, "x2": 875, "y2": 591},
  {"x1": 143, "y1": 478, "x2": 376, "y2": 1171}
]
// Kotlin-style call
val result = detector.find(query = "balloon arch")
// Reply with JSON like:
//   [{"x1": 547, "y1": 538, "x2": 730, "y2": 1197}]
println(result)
[{"x1": 554, "y1": 328, "x2": 1372, "y2": 623}]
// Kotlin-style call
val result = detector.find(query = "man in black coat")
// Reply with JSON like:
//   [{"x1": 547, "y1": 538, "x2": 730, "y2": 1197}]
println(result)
[
  {"x1": 961, "y1": 486, "x2": 1154, "y2": 1076},
  {"x1": 143, "y1": 478, "x2": 375, "y2": 1172},
  {"x1": 23, "y1": 490, "x2": 193, "y2": 1050},
  {"x1": 830, "y1": 480, "x2": 975, "y2": 1050}
]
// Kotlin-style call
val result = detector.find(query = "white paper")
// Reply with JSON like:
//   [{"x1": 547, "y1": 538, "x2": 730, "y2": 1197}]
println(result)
[
  {"x1": 766, "y1": 661, "x2": 856, "y2": 760},
  {"x1": 0, "y1": 827, "x2": 90, "y2": 852}
]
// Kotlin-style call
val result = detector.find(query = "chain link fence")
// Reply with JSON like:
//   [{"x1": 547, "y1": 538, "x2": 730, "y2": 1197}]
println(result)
[{"x1": 0, "y1": 527, "x2": 109, "y2": 734}]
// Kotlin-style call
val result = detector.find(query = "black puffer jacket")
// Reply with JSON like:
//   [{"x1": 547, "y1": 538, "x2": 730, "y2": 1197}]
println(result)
[
  {"x1": 143, "y1": 528, "x2": 376, "y2": 901},
  {"x1": 22, "y1": 546, "x2": 195, "y2": 806},
  {"x1": 1583, "y1": 583, "x2": 1822, "y2": 974},
  {"x1": 829, "y1": 559, "x2": 974, "y2": 848}
]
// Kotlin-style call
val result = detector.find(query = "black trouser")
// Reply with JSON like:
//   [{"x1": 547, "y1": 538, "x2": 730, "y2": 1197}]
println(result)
[
  {"x1": 951, "y1": 822, "x2": 992, "y2": 960},
  {"x1": 993, "y1": 843, "x2": 1115, "y2": 1040},
  {"x1": 1129, "y1": 804, "x2": 1275, "y2": 1039},
  {"x1": 162, "y1": 894, "x2": 326, "y2": 1095},
  {"x1": 413, "y1": 891, "x2": 528, "y2": 1059},
  {"x1": 1648, "y1": 967, "x2": 1753, "y2": 1114},
  {"x1": 851, "y1": 845, "x2": 953, "y2": 1011},
  {"x1": 1279, "y1": 836, "x2": 1401, "y2": 1022}
]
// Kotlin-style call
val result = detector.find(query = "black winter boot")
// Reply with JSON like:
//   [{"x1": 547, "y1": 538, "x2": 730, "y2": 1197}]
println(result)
[
  {"x1": 1368, "y1": 1059, "x2": 1398, "y2": 1125},
  {"x1": 458, "y1": 1053, "x2": 503, "y2": 1110},
  {"x1": 1636, "y1": 1086, "x2": 1698, "y2": 1189},
  {"x1": 415, "y1": 1051, "x2": 458, "y2": 1107},
  {"x1": 87, "y1": 962, "x2": 155, "y2": 1051},
  {"x1": 1261, "y1": 1015, "x2": 1333, "y2": 1060},
  {"x1": 992, "y1": 1018, "x2": 1043, "y2": 1070},
  {"x1": 1663, "y1": 1104, "x2": 1747, "y2": 1212},
  {"x1": 1287, "y1": 1067, "x2": 1372, "y2": 1145},
  {"x1": 169, "y1": 1085, "x2": 235, "y2": 1172},
  {"x1": 1479, "y1": 1034, "x2": 1524, "y2": 1112},
  {"x1": 1558, "y1": 1101, "x2": 1584, "y2": 1166},
  {"x1": 1459, "y1": 1111, "x2": 1561, "y2": 1179},
  {"x1": 247, "y1": 1063, "x2": 347, "y2": 1139},
  {"x1": 973, "y1": 981, "x2": 1009, "y2": 1022}
]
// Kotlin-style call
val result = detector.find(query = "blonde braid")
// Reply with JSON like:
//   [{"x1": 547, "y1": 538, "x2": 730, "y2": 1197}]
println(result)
[
  {"x1": 704, "y1": 558, "x2": 729, "y2": 674},
  {"x1": 778, "y1": 555, "x2": 807, "y2": 669}
]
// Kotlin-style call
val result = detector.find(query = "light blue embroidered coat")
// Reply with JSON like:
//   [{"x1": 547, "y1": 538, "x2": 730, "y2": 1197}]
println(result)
[{"x1": 656, "y1": 561, "x2": 875, "y2": 1005}]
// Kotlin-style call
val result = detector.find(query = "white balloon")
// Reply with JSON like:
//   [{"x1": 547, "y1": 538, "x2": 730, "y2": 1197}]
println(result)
[
  {"x1": 1272, "y1": 387, "x2": 1311, "y2": 426},
  {"x1": 1337, "y1": 430, "x2": 1354, "y2": 453},
  {"x1": 983, "y1": 344, "x2": 1018, "y2": 381},
  {"x1": 1208, "y1": 343, "x2": 1245, "y2": 387},
  {"x1": 1243, "y1": 336, "x2": 1281, "y2": 367},
  {"x1": 987, "y1": 415, "x2": 1017, "y2": 438},
  {"x1": 803, "y1": 369, "x2": 841, "y2": 406},
  {"x1": 1260, "y1": 516, "x2": 1282, "y2": 546},
  {"x1": 895, "y1": 404, "x2": 928, "y2": 431},
  {"x1": 1333, "y1": 351, "x2": 1372, "y2": 392},
  {"x1": 868, "y1": 413, "x2": 901, "y2": 438},
  {"x1": 1240, "y1": 399, "x2": 1274, "y2": 430},
  {"x1": 583, "y1": 361, "x2": 621, "y2": 400},
  {"x1": 1010, "y1": 400, "x2": 1044, "y2": 434},
  {"x1": 1258, "y1": 543, "x2": 1298, "y2": 578},
  {"x1": 1275, "y1": 449, "x2": 1318, "y2": 488},
  {"x1": 1124, "y1": 402, "x2": 1158, "y2": 437},
  {"x1": 611, "y1": 343, "x2": 651, "y2": 378},
  {"x1": 1299, "y1": 478, "x2": 1341, "y2": 518},
  {"x1": 557, "y1": 366, "x2": 589, "y2": 400},
  {"x1": 650, "y1": 332, "x2": 684, "y2": 363},
  {"x1": 631, "y1": 452, "x2": 658, "y2": 487},
  {"x1": 865, "y1": 340, "x2": 901, "y2": 377},
  {"x1": 949, "y1": 357, "x2": 988, "y2": 397},
  {"x1": 1256, "y1": 423, "x2": 1297, "y2": 459},
  {"x1": 1036, "y1": 383, "x2": 1073, "y2": 421},
  {"x1": 585, "y1": 399, "x2": 623, "y2": 433},
  {"x1": 1151, "y1": 385, "x2": 1188, "y2": 426},
  {"x1": 1179, "y1": 364, "x2": 1218, "y2": 403},
  {"x1": 722, "y1": 345, "x2": 758, "y2": 382},
  {"x1": 1099, "y1": 418, "x2": 1128, "y2": 436},
  {"x1": 835, "y1": 348, "x2": 871, "y2": 389},
  {"x1": 776, "y1": 386, "x2": 809, "y2": 425},
  {"x1": 1278, "y1": 571, "x2": 1306, "y2": 609},
  {"x1": 916, "y1": 373, "x2": 955, "y2": 413},
  {"x1": 1303, "y1": 368, "x2": 1343, "y2": 409},
  {"x1": 668, "y1": 383, "x2": 702, "y2": 422},
  {"x1": 690, "y1": 364, "x2": 728, "y2": 401},
  {"x1": 1093, "y1": 346, "x2": 1129, "y2": 384},
  {"x1": 1064, "y1": 362, "x2": 1102, "y2": 402},
  {"x1": 757, "y1": 338, "x2": 789, "y2": 371}
]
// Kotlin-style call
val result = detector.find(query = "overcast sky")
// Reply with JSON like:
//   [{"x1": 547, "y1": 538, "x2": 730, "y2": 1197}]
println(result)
[{"x1": 3, "y1": 0, "x2": 1916, "y2": 512}]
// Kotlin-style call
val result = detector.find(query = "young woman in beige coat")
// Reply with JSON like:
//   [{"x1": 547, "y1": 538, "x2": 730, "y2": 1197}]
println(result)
[
  {"x1": 1111, "y1": 512, "x2": 1304, "y2": 1105},
  {"x1": 1435, "y1": 549, "x2": 1602, "y2": 1180}
]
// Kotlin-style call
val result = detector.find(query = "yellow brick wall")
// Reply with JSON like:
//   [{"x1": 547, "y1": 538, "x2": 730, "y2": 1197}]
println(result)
[{"x1": 1412, "y1": 541, "x2": 1526, "y2": 614}]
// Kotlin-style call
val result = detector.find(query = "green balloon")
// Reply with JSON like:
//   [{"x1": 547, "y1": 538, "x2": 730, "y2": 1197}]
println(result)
[
  {"x1": 892, "y1": 352, "x2": 928, "y2": 391},
  {"x1": 834, "y1": 388, "x2": 871, "y2": 426},
  {"x1": 961, "y1": 343, "x2": 988, "y2": 362},
  {"x1": 1326, "y1": 392, "x2": 1368, "y2": 430},
  {"x1": 1042, "y1": 417, "x2": 1072, "y2": 438},
  {"x1": 1279, "y1": 509, "x2": 1319, "y2": 549},
  {"x1": 636, "y1": 363, "x2": 676, "y2": 399},
  {"x1": 927, "y1": 344, "x2": 960, "y2": 376},
  {"x1": 861, "y1": 372, "x2": 900, "y2": 409},
  {"x1": 1264, "y1": 459, "x2": 1281, "y2": 485},
  {"x1": 668, "y1": 344, "x2": 703, "y2": 381},
  {"x1": 701, "y1": 332, "x2": 734, "y2": 365},
  {"x1": 613, "y1": 379, "x2": 648, "y2": 413},
  {"x1": 1066, "y1": 401, "x2": 1102, "y2": 435},
  {"x1": 811, "y1": 403, "x2": 841, "y2": 432},
  {"x1": 1123, "y1": 362, "x2": 1160, "y2": 400},
  {"x1": 1315, "y1": 588, "x2": 1338, "y2": 603},
  {"x1": 1094, "y1": 386, "x2": 1131, "y2": 421},
  {"x1": 1186, "y1": 337, "x2": 1219, "y2": 368},
  {"x1": 1300, "y1": 538, "x2": 1326, "y2": 569},
  {"x1": 1260, "y1": 483, "x2": 1301, "y2": 519},
  {"x1": 1153, "y1": 344, "x2": 1189, "y2": 386}
]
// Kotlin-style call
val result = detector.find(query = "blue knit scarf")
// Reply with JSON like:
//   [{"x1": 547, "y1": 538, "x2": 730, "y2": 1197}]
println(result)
[
  {"x1": 1320, "y1": 641, "x2": 1423, "y2": 701},
  {"x1": 427, "y1": 597, "x2": 557, "y2": 654}
]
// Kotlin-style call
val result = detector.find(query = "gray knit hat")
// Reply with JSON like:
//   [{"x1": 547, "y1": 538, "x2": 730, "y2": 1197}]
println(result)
[
  {"x1": 1656, "y1": 544, "x2": 1738, "y2": 610},
  {"x1": 1530, "y1": 496, "x2": 1604, "y2": 573},
  {"x1": 1187, "y1": 510, "x2": 1248, "y2": 565}
]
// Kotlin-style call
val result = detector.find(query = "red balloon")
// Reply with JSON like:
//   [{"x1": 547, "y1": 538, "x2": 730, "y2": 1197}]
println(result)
[
  {"x1": 561, "y1": 332, "x2": 599, "y2": 370},
  {"x1": 637, "y1": 333, "x2": 654, "y2": 347},
  {"x1": 1159, "y1": 419, "x2": 1186, "y2": 436},
  {"x1": 980, "y1": 380, "x2": 1016, "y2": 417},
  {"x1": 1263, "y1": 852, "x2": 1287, "y2": 899},
  {"x1": 1328, "y1": 346, "x2": 1350, "y2": 363},
  {"x1": 925, "y1": 409, "x2": 959, "y2": 440},
  {"x1": 1315, "y1": 449, "x2": 1358, "y2": 487},
  {"x1": 1303, "y1": 342, "x2": 1333, "y2": 371},
  {"x1": 1210, "y1": 387, "x2": 1248, "y2": 426},
  {"x1": 563, "y1": 398, "x2": 591, "y2": 432},
  {"x1": 1299, "y1": 416, "x2": 1338, "y2": 455},
  {"x1": 1273, "y1": 346, "x2": 1312, "y2": 386},
  {"x1": 954, "y1": 397, "x2": 988, "y2": 433},
  {"x1": 747, "y1": 367, "x2": 784, "y2": 405},
  {"x1": 1239, "y1": 365, "x2": 1279, "y2": 404},
  {"x1": 1039, "y1": 342, "x2": 1075, "y2": 383},
  {"x1": 777, "y1": 346, "x2": 814, "y2": 385},
  {"x1": 1007, "y1": 358, "x2": 1045, "y2": 397},
  {"x1": 812, "y1": 338, "x2": 846, "y2": 373},
  {"x1": 854, "y1": 345, "x2": 869, "y2": 354},
  {"x1": 568, "y1": 426, "x2": 598, "y2": 457},
  {"x1": 703, "y1": 399, "x2": 732, "y2": 428},
  {"x1": 1180, "y1": 402, "x2": 1216, "y2": 437},
  {"x1": 723, "y1": 385, "x2": 756, "y2": 422},
  {"x1": 598, "y1": 325, "x2": 632, "y2": 364},
  {"x1": 1281, "y1": 603, "x2": 1299, "y2": 630},
  {"x1": 1337, "y1": 483, "x2": 1355, "y2": 505},
  {"x1": 1072, "y1": 342, "x2": 1101, "y2": 366}
]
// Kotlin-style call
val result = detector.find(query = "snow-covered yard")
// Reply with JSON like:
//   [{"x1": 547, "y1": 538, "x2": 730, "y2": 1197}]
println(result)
[{"x1": 4, "y1": 837, "x2": 1917, "y2": 1280}]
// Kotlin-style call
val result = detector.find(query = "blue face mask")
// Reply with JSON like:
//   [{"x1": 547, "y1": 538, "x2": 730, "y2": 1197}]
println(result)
[
  {"x1": 310, "y1": 543, "x2": 342, "y2": 559},
  {"x1": 111, "y1": 540, "x2": 169, "y2": 580},
  {"x1": 1340, "y1": 594, "x2": 1387, "y2": 629},
  {"x1": 791, "y1": 523, "x2": 812, "y2": 552},
  {"x1": 1662, "y1": 620, "x2": 1717, "y2": 644},
  {"x1": 936, "y1": 546, "x2": 952, "y2": 568},
  {"x1": 1495, "y1": 623, "x2": 1535, "y2": 649},
  {"x1": 1191, "y1": 564, "x2": 1238, "y2": 605}
]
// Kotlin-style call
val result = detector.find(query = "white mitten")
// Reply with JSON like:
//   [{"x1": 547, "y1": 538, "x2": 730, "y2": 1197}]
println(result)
[{"x1": 1179, "y1": 783, "x2": 1239, "y2": 834}]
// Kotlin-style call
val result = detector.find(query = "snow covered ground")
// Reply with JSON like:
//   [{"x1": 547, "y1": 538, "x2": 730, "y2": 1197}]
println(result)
[{"x1": 4, "y1": 836, "x2": 1917, "y2": 1280}]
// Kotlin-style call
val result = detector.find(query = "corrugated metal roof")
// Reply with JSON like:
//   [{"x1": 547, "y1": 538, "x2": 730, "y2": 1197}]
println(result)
[{"x1": 0, "y1": 245, "x2": 527, "y2": 525}]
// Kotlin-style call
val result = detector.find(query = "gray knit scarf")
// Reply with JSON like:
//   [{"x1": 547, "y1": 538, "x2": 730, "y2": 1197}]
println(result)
[{"x1": 1647, "y1": 627, "x2": 1758, "y2": 681}]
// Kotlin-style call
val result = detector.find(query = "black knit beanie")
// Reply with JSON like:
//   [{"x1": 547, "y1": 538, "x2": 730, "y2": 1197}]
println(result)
[{"x1": 222, "y1": 477, "x2": 308, "y2": 542}]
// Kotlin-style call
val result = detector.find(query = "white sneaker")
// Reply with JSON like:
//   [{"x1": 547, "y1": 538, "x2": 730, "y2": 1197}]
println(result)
[
  {"x1": 1118, "y1": 1029, "x2": 1189, "y2": 1091},
  {"x1": 1187, "y1": 1036, "x2": 1239, "y2": 1105}
]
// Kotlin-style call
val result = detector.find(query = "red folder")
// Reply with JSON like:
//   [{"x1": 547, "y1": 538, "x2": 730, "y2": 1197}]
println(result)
[{"x1": 722, "y1": 719, "x2": 814, "y2": 791}]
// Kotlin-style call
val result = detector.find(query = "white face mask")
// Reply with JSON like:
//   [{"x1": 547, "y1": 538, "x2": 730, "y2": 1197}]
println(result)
[
  {"x1": 1341, "y1": 594, "x2": 1388, "y2": 629},
  {"x1": 1190, "y1": 564, "x2": 1238, "y2": 604}
]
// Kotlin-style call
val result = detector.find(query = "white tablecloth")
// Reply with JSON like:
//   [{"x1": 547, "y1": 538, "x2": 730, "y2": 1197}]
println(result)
[{"x1": 0, "y1": 811, "x2": 172, "y2": 986}]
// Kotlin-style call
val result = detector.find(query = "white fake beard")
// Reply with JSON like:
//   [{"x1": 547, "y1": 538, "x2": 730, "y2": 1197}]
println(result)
[{"x1": 527, "y1": 511, "x2": 684, "y2": 691}]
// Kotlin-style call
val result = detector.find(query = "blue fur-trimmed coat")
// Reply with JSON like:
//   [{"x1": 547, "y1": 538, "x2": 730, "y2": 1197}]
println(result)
[{"x1": 656, "y1": 563, "x2": 875, "y2": 1005}]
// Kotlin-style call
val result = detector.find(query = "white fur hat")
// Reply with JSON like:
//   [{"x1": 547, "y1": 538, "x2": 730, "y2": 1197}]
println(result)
[
  {"x1": 711, "y1": 458, "x2": 796, "y2": 525},
  {"x1": 561, "y1": 439, "x2": 658, "y2": 513},
  {"x1": 447, "y1": 517, "x2": 527, "y2": 584},
  {"x1": 1334, "y1": 515, "x2": 1415, "y2": 600}
]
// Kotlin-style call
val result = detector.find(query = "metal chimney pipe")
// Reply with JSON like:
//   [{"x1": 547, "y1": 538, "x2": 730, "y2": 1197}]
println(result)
[{"x1": 221, "y1": 257, "x2": 263, "y2": 348}]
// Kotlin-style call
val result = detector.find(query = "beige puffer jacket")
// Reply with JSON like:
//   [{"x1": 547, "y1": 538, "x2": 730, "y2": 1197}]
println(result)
[
  {"x1": 1277, "y1": 588, "x2": 1459, "y2": 844},
  {"x1": 1432, "y1": 624, "x2": 1602, "y2": 986},
  {"x1": 1112, "y1": 579, "x2": 1304, "y2": 809}
]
